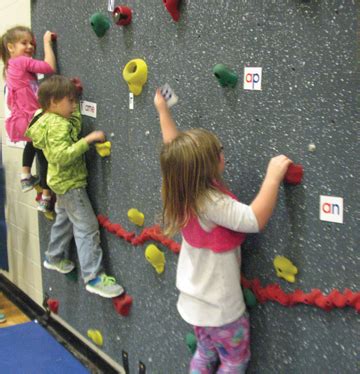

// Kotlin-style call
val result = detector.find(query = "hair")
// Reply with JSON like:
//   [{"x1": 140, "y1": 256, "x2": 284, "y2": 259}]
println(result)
[
  {"x1": 160, "y1": 128, "x2": 224, "y2": 237},
  {"x1": 38, "y1": 75, "x2": 77, "y2": 110},
  {"x1": 0, "y1": 26, "x2": 34, "y2": 77}
]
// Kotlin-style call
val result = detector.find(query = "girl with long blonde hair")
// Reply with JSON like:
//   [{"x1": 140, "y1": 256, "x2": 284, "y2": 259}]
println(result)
[{"x1": 154, "y1": 89, "x2": 292, "y2": 373}]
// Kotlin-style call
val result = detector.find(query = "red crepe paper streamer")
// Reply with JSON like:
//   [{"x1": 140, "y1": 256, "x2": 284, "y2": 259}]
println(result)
[
  {"x1": 97, "y1": 215, "x2": 180, "y2": 253},
  {"x1": 241, "y1": 275, "x2": 360, "y2": 313},
  {"x1": 97, "y1": 214, "x2": 359, "y2": 313}
]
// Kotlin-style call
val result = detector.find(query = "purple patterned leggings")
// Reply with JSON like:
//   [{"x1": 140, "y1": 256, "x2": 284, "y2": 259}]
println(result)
[{"x1": 190, "y1": 314, "x2": 250, "y2": 374}]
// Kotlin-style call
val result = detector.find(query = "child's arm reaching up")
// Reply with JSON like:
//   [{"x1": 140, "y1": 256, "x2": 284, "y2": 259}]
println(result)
[
  {"x1": 250, "y1": 155, "x2": 292, "y2": 231},
  {"x1": 154, "y1": 89, "x2": 179, "y2": 143},
  {"x1": 43, "y1": 31, "x2": 56, "y2": 72}
]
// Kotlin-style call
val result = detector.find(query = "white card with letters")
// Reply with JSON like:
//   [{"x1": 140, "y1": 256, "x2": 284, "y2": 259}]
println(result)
[{"x1": 160, "y1": 84, "x2": 178, "y2": 108}]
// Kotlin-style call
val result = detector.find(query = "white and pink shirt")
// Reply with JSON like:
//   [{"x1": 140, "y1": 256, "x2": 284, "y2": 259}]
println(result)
[{"x1": 177, "y1": 189, "x2": 259, "y2": 327}]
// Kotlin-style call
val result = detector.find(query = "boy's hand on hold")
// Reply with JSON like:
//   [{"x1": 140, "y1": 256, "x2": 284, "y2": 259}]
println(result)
[
  {"x1": 85, "y1": 131, "x2": 106, "y2": 144},
  {"x1": 266, "y1": 155, "x2": 292, "y2": 184},
  {"x1": 43, "y1": 31, "x2": 54, "y2": 44},
  {"x1": 154, "y1": 89, "x2": 168, "y2": 113}
]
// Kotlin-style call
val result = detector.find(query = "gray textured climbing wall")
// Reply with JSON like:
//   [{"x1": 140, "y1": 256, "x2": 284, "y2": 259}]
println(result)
[{"x1": 32, "y1": 1, "x2": 359, "y2": 373}]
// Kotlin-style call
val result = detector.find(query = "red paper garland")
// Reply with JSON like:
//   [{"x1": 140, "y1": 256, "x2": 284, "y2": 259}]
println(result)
[{"x1": 97, "y1": 214, "x2": 359, "y2": 313}]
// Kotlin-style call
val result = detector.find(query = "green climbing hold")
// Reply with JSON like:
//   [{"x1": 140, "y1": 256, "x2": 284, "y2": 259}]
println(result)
[
  {"x1": 243, "y1": 288, "x2": 257, "y2": 308},
  {"x1": 65, "y1": 269, "x2": 78, "y2": 282},
  {"x1": 186, "y1": 332, "x2": 197, "y2": 355},
  {"x1": 90, "y1": 13, "x2": 111, "y2": 37},
  {"x1": 213, "y1": 64, "x2": 238, "y2": 88}
]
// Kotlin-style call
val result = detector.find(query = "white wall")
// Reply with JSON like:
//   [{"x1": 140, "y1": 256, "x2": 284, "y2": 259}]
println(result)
[{"x1": 0, "y1": 0, "x2": 43, "y2": 304}]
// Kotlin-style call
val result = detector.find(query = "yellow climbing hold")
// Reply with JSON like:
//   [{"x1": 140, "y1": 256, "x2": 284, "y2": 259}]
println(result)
[
  {"x1": 273, "y1": 255, "x2": 298, "y2": 283},
  {"x1": 122, "y1": 58, "x2": 148, "y2": 96},
  {"x1": 145, "y1": 244, "x2": 166, "y2": 274},
  {"x1": 87, "y1": 329, "x2": 103, "y2": 346},
  {"x1": 44, "y1": 211, "x2": 55, "y2": 221},
  {"x1": 127, "y1": 208, "x2": 144, "y2": 226},
  {"x1": 95, "y1": 141, "x2": 111, "y2": 157}
]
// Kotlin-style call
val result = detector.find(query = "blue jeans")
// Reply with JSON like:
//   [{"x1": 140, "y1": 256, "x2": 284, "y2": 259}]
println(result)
[{"x1": 45, "y1": 188, "x2": 103, "y2": 283}]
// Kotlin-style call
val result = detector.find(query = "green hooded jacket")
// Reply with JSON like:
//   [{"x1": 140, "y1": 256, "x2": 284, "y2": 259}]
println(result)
[{"x1": 25, "y1": 108, "x2": 89, "y2": 195}]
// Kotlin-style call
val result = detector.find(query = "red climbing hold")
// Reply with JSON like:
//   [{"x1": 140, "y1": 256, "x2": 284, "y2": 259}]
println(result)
[
  {"x1": 47, "y1": 298, "x2": 59, "y2": 314},
  {"x1": 113, "y1": 5, "x2": 132, "y2": 26},
  {"x1": 113, "y1": 293, "x2": 133, "y2": 316},
  {"x1": 162, "y1": 0, "x2": 181, "y2": 22},
  {"x1": 284, "y1": 163, "x2": 304, "y2": 185},
  {"x1": 70, "y1": 77, "x2": 83, "y2": 96}
]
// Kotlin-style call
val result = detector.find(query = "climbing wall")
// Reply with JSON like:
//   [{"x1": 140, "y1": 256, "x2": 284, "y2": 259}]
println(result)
[{"x1": 32, "y1": 1, "x2": 359, "y2": 373}]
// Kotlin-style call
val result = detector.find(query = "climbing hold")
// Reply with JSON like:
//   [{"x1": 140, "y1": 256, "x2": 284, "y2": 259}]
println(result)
[
  {"x1": 162, "y1": 0, "x2": 181, "y2": 22},
  {"x1": 44, "y1": 211, "x2": 55, "y2": 221},
  {"x1": 70, "y1": 77, "x2": 83, "y2": 96},
  {"x1": 284, "y1": 163, "x2": 303, "y2": 185},
  {"x1": 213, "y1": 64, "x2": 238, "y2": 88},
  {"x1": 90, "y1": 13, "x2": 111, "y2": 37},
  {"x1": 50, "y1": 33, "x2": 57, "y2": 41},
  {"x1": 65, "y1": 269, "x2": 78, "y2": 282},
  {"x1": 243, "y1": 288, "x2": 257, "y2": 308},
  {"x1": 95, "y1": 141, "x2": 112, "y2": 157},
  {"x1": 47, "y1": 298, "x2": 59, "y2": 314},
  {"x1": 113, "y1": 5, "x2": 132, "y2": 26},
  {"x1": 273, "y1": 256, "x2": 298, "y2": 283},
  {"x1": 185, "y1": 332, "x2": 197, "y2": 354},
  {"x1": 127, "y1": 208, "x2": 145, "y2": 226},
  {"x1": 308, "y1": 143, "x2": 316, "y2": 152},
  {"x1": 122, "y1": 59, "x2": 148, "y2": 96},
  {"x1": 145, "y1": 244, "x2": 166, "y2": 274},
  {"x1": 87, "y1": 329, "x2": 103, "y2": 346},
  {"x1": 113, "y1": 293, "x2": 133, "y2": 316}
]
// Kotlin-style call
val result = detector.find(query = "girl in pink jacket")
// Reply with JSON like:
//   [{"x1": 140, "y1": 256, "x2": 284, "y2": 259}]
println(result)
[{"x1": 0, "y1": 26, "x2": 56, "y2": 212}]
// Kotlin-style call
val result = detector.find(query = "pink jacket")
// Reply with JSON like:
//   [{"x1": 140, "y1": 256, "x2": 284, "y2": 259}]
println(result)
[
  {"x1": 181, "y1": 185, "x2": 246, "y2": 253},
  {"x1": 5, "y1": 56, "x2": 54, "y2": 142}
]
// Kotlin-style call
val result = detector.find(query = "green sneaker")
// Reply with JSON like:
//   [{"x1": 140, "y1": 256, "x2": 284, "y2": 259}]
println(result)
[
  {"x1": 43, "y1": 259, "x2": 75, "y2": 274},
  {"x1": 85, "y1": 274, "x2": 124, "y2": 298},
  {"x1": 0, "y1": 313, "x2": 6, "y2": 323}
]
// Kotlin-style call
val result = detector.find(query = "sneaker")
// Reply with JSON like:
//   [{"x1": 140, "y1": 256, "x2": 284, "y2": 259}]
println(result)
[
  {"x1": 85, "y1": 274, "x2": 124, "y2": 298},
  {"x1": 21, "y1": 175, "x2": 40, "y2": 193},
  {"x1": 43, "y1": 259, "x2": 75, "y2": 274},
  {"x1": 38, "y1": 197, "x2": 54, "y2": 213},
  {"x1": 0, "y1": 313, "x2": 6, "y2": 323}
]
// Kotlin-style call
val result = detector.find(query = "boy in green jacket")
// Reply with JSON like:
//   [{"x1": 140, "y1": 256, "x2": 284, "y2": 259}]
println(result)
[{"x1": 26, "y1": 75, "x2": 123, "y2": 298}]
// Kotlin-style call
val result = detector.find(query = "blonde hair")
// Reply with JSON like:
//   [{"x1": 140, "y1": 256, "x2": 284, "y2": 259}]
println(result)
[
  {"x1": 160, "y1": 128, "x2": 224, "y2": 237},
  {"x1": 0, "y1": 26, "x2": 34, "y2": 77}
]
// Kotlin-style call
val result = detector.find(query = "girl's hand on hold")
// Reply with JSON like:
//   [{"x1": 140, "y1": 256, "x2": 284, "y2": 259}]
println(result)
[
  {"x1": 266, "y1": 155, "x2": 292, "y2": 183},
  {"x1": 85, "y1": 131, "x2": 106, "y2": 144},
  {"x1": 154, "y1": 89, "x2": 168, "y2": 113},
  {"x1": 43, "y1": 31, "x2": 53, "y2": 44}
]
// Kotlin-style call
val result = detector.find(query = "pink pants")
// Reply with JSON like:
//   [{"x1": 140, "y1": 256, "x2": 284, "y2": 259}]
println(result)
[{"x1": 190, "y1": 313, "x2": 250, "y2": 374}]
